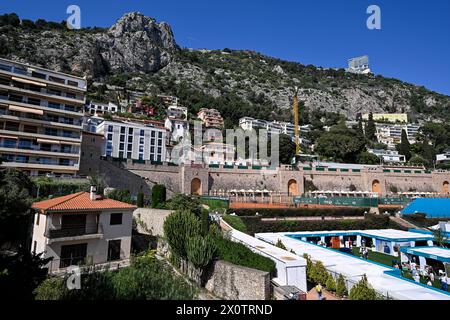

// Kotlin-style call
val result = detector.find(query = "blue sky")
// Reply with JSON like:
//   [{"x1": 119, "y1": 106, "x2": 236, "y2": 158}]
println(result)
[{"x1": 2, "y1": 0, "x2": 449, "y2": 95}]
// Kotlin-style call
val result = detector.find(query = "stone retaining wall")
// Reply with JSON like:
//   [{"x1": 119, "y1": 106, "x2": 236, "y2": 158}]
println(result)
[{"x1": 205, "y1": 260, "x2": 271, "y2": 300}]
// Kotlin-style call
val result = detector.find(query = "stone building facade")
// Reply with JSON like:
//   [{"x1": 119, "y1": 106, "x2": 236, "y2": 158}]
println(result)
[{"x1": 94, "y1": 158, "x2": 450, "y2": 198}]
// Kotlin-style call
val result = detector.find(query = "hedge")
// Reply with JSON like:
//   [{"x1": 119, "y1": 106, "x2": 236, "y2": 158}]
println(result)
[
  {"x1": 214, "y1": 236, "x2": 276, "y2": 275},
  {"x1": 222, "y1": 214, "x2": 247, "y2": 232},
  {"x1": 33, "y1": 178, "x2": 90, "y2": 198},
  {"x1": 151, "y1": 185, "x2": 166, "y2": 208},
  {"x1": 241, "y1": 214, "x2": 392, "y2": 235},
  {"x1": 231, "y1": 208, "x2": 365, "y2": 218}
]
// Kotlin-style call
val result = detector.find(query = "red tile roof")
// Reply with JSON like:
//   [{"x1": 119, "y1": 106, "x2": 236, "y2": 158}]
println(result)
[{"x1": 32, "y1": 192, "x2": 137, "y2": 213}]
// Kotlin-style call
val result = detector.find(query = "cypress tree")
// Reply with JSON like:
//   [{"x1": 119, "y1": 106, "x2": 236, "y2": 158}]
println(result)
[
  {"x1": 365, "y1": 112, "x2": 377, "y2": 142},
  {"x1": 421, "y1": 137, "x2": 435, "y2": 166},
  {"x1": 397, "y1": 129, "x2": 411, "y2": 161}
]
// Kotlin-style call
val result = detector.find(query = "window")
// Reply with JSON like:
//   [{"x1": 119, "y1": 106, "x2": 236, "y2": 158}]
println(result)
[
  {"x1": 157, "y1": 147, "x2": 162, "y2": 154},
  {"x1": 139, "y1": 145, "x2": 144, "y2": 153},
  {"x1": 128, "y1": 128, "x2": 133, "y2": 135},
  {"x1": 107, "y1": 134, "x2": 113, "y2": 141},
  {"x1": 128, "y1": 136, "x2": 133, "y2": 143},
  {"x1": 120, "y1": 135, "x2": 125, "y2": 142},
  {"x1": 139, "y1": 153, "x2": 143, "y2": 160},
  {"x1": 127, "y1": 152, "x2": 132, "y2": 158},
  {"x1": 119, "y1": 143, "x2": 124, "y2": 150},
  {"x1": 119, "y1": 151, "x2": 124, "y2": 158},
  {"x1": 151, "y1": 138, "x2": 155, "y2": 145},
  {"x1": 140, "y1": 137, "x2": 144, "y2": 144},
  {"x1": 108, "y1": 125, "x2": 113, "y2": 133},
  {"x1": 157, "y1": 155, "x2": 162, "y2": 162},
  {"x1": 140, "y1": 129, "x2": 145, "y2": 136},
  {"x1": 150, "y1": 146, "x2": 155, "y2": 153},
  {"x1": 151, "y1": 131, "x2": 155, "y2": 138},
  {"x1": 158, "y1": 132, "x2": 162, "y2": 138},
  {"x1": 107, "y1": 240, "x2": 121, "y2": 261},
  {"x1": 158, "y1": 140, "x2": 162, "y2": 146},
  {"x1": 110, "y1": 213, "x2": 123, "y2": 225},
  {"x1": 127, "y1": 144, "x2": 132, "y2": 151},
  {"x1": 120, "y1": 127, "x2": 125, "y2": 134},
  {"x1": 67, "y1": 80, "x2": 78, "y2": 87}
]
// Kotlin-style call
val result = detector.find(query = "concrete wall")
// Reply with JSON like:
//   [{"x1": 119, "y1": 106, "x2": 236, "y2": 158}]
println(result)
[
  {"x1": 133, "y1": 208, "x2": 173, "y2": 236},
  {"x1": 205, "y1": 260, "x2": 271, "y2": 300}
]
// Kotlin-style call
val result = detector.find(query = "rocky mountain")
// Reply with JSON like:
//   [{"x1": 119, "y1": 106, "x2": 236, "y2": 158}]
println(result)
[
  {"x1": 0, "y1": 12, "x2": 178, "y2": 77},
  {"x1": 1, "y1": 12, "x2": 449, "y2": 123}
]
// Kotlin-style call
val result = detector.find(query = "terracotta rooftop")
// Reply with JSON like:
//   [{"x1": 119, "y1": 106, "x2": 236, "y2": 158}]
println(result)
[{"x1": 32, "y1": 192, "x2": 137, "y2": 213}]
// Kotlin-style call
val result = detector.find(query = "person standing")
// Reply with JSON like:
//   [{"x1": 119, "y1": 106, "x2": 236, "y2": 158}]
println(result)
[
  {"x1": 441, "y1": 273, "x2": 449, "y2": 291},
  {"x1": 316, "y1": 283, "x2": 323, "y2": 300}
]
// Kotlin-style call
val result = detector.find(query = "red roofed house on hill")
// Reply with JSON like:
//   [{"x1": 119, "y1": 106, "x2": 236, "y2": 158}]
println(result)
[{"x1": 31, "y1": 187, "x2": 137, "y2": 273}]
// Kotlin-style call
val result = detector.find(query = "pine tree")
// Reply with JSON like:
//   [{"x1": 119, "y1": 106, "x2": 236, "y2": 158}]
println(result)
[
  {"x1": 325, "y1": 273, "x2": 336, "y2": 292},
  {"x1": 397, "y1": 129, "x2": 411, "y2": 161},
  {"x1": 336, "y1": 274, "x2": 347, "y2": 297},
  {"x1": 349, "y1": 274, "x2": 379, "y2": 300}
]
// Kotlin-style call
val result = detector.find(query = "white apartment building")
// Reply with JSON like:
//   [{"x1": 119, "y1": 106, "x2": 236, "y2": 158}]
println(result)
[
  {"x1": 239, "y1": 117, "x2": 311, "y2": 136},
  {"x1": 165, "y1": 117, "x2": 189, "y2": 143},
  {"x1": 368, "y1": 149, "x2": 406, "y2": 164},
  {"x1": 97, "y1": 120, "x2": 167, "y2": 162},
  {"x1": 86, "y1": 101, "x2": 119, "y2": 116},
  {"x1": 436, "y1": 150, "x2": 450, "y2": 164},
  {"x1": 347, "y1": 55, "x2": 371, "y2": 74},
  {"x1": 0, "y1": 58, "x2": 86, "y2": 177},
  {"x1": 375, "y1": 123, "x2": 420, "y2": 149},
  {"x1": 31, "y1": 188, "x2": 136, "y2": 273}
]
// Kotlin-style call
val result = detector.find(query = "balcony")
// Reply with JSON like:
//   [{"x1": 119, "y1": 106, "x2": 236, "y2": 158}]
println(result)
[
  {"x1": 45, "y1": 223, "x2": 103, "y2": 240},
  {"x1": 0, "y1": 94, "x2": 83, "y2": 115},
  {"x1": 0, "y1": 143, "x2": 79, "y2": 155}
]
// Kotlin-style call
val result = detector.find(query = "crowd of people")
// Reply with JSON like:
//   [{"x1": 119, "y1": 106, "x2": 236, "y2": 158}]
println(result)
[{"x1": 398, "y1": 258, "x2": 449, "y2": 291}]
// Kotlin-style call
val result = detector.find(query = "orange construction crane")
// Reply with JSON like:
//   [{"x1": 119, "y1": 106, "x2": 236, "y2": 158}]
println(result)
[{"x1": 293, "y1": 87, "x2": 300, "y2": 156}]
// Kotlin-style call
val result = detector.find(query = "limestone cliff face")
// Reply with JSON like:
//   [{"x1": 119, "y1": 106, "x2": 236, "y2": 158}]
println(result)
[
  {"x1": 0, "y1": 12, "x2": 178, "y2": 77},
  {"x1": 97, "y1": 12, "x2": 177, "y2": 74}
]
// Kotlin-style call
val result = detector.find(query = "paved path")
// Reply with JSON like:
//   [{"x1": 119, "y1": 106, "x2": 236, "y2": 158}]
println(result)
[{"x1": 306, "y1": 288, "x2": 340, "y2": 300}]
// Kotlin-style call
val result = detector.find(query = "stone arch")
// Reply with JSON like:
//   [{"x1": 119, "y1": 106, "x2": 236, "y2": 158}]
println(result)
[
  {"x1": 288, "y1": 179, "x2": 298, "y2": 196},
  {"x1": 443, "y1": 181, "x2": 449, "y2": 194},
  {"x1": 191, "y1": 178, "x2": 202, "y2": 196},
  {"x1": 372, "y1": 179, "x2": 381, "y2": 194}
]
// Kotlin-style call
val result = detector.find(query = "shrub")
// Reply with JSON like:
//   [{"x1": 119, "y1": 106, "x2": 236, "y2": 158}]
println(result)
[
  {"x1": 349, "y1": 275, "x2": 378, "y2": 300},
  {"x1": 34, "y1": 277, "x2": 67, "y2": 300},
  {"x1": 325, "y1": 274, "x2": 336, "y2": 292},
  {"x1": 33, "y1": 178, "x2": 90, "y2": 198},
  {"x1": 222, "y1": 214, "x2": 247, "y2": 232},
  {"x1": 151, "y1": 185, "x2": 166, "y2": 208},
  {"x1": 168, "y1": 194, "x2": 202, "y2": 216},
  {"x1": 163, "y1": 210, "x2": 202, "y2": 260},
  {"x1": 113, "y1": 252, "x2": 196, "y2": 300},
  {"x1": 240, "y1": 214, "x2": 390, "y2": 235},
  {"x1": 186, "y1": 235, "x2": 216, "y2": 269},
  {"x1": 137, "y1": 192, "x2": 144, "y2": 208},
  {"x1": 311, "y1": 261, "x2": 328, "y2": 284},
  {"x1": 336, "y1": 274, "x2": 347, "y2": 297},
  {"x1": 275, "y1": 239, "x2": 287, "y2": 250},
  {"x1": 107, "y1": 189, "x2": 132, "y2": 204},
  {"x1": 214, "y1": 236, "x2": 276, "y2": 274},
  {"x1": 35, "y1": 251, "x2": 196, "y2": 300},
  {"x1": 232, "y1": 208, "x2": 365, "y2": 218}
]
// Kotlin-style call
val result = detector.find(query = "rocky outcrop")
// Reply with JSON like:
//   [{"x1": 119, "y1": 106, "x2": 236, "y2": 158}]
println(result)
[{"x1": 0, "y1": 12, "x2": 178, "y2": 77}]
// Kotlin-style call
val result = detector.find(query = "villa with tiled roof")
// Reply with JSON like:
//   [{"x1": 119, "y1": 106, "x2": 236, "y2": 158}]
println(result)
[{"x1": 31, "y1": 187, "x2": 137, "y2": 273}]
